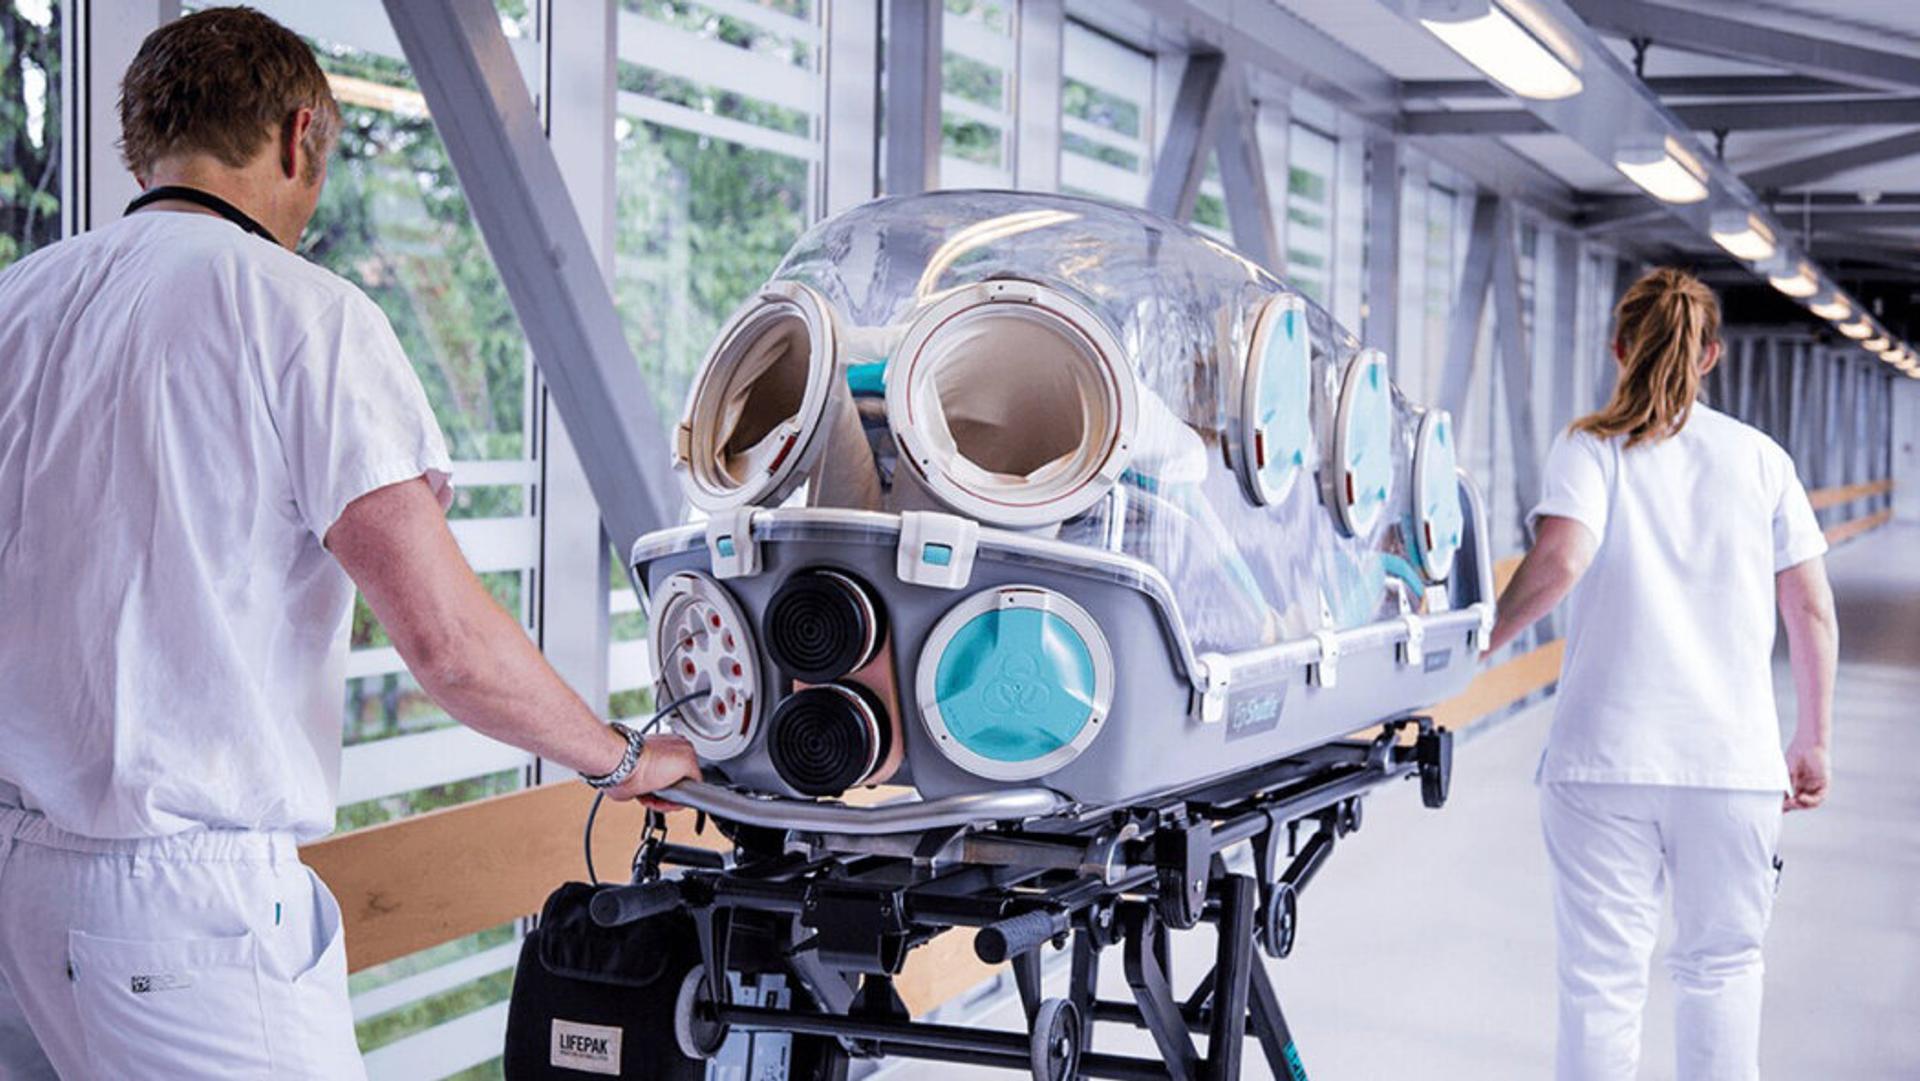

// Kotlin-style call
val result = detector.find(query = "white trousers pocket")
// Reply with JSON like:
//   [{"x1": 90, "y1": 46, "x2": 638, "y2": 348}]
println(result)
[{"x1": 68, "y1": 928, "x2": 273, "y2": 1079}]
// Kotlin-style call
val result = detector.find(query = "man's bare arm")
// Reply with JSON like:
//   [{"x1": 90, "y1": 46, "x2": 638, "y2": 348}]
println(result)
[
  {"x1": 326, "y1": 477, "x2": 698, "y2": 802},
  {"x1": 1777, "y1": 556, "x2": 1838, "y2": 811},
  {"x1": 1485, "y1": 516, "x2": 1597, "y2": 656}
]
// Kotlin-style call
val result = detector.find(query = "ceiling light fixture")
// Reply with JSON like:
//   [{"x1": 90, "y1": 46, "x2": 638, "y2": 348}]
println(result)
[
  {"x1": 1838, "y1": 318, "x2": 1873, "y2": 340},
  {"x1": 1862, "y1": 335, "x2": 1891, "y2": 352},
  {"x1": 1809, "y1": 293, "x2": 1851, "y2": 321},
  {"x1": 1708, "y1": 210, "x2": 1777, "y2": 262},
  {"x1": 1615, "y1": 134, "x2": 1710, "y2": 205},
  {"x1": 1764, "y1": 257, "x2": 1818, "y2": 299},
  {"x1": 1418, "y1": 0, "x2": 1584, "y2": 101}
]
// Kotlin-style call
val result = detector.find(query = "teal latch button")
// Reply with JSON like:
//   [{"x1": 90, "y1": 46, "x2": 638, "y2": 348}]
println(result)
[
  {"x1": 922, "y1": 543, "x2": 954, "y2": 566},
  {"x1": 716, "y1": 535, "x2": 737, "y2": 557}
]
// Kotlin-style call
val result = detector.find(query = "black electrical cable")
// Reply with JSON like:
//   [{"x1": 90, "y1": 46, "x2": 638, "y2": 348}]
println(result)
[{"x1": 584, "y1": 688, "x2": 710, "y2": 886}]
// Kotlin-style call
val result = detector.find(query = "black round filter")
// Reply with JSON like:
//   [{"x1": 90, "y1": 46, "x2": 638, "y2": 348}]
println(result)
[
  {"x1": 766, "y1": 683, "x2": 892, "y2": 798},
  {"x1": 762, "y1": 568, "x2": 885, "y2": 682}
]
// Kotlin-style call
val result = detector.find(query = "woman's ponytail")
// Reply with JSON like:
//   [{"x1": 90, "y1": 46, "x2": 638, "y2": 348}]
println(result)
[{"x1": 1574, "y1": 267, "x2": 1721, "y2": 447}]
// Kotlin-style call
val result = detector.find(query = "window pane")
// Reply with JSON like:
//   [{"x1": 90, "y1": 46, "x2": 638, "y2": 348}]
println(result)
[
  {"x1": 1, "y1": 0, "x2": 62, "y2": 271},
  {"x1": 939, "y1": 0, "x2": 1013, "y2": 187},
  {"x1": 1060, "y1": 20, "x2": 1153, "y2": 205},
  {"x1": 614, "y1": 0, "x2": 824, "y2": 698},
  {"x1": 1286, "y1": 122, "x2": 1337, "y2": 304}
]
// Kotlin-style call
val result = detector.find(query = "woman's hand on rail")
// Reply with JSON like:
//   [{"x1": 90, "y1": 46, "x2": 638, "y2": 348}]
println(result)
[{"x1": 1783, "y1": 735, "x2": 1830, "y2": 812}]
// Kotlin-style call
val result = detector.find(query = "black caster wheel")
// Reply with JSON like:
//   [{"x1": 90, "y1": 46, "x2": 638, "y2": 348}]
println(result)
[
  {"x1": 1261, "y1": 881, "x2": 1299, "y2": 959},
  {"x1": 674, "y1": 964, "x2": 731, "y2": 1059},
  {"x1": 1418, "y1": 727, "x2": 1453, "y2": 809},
  {"x1": 1029, "y1": 997, "x2": 1082, "y2": 1081}
]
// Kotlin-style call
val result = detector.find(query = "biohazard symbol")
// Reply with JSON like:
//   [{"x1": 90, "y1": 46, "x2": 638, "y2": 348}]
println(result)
[{"x1": 981, "y1": 653, "x2": 1050, "y2": 715}]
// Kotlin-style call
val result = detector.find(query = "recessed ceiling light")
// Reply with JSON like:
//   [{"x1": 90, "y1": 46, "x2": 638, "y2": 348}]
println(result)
[
  {"x1": 1418, "y1": 0, "x2": 1584, "y2": 101},
  {"x1": 1616, "y1": 134, "x2": 1709, "y2": 205},
  {"x1": 1709, "y1": 210, "x2": 1777, "y2": 262}
]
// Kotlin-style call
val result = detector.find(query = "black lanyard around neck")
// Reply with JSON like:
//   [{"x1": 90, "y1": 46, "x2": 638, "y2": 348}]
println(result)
[{"x1": 125, "y1": 185, "x2": 278, "y2": 244}]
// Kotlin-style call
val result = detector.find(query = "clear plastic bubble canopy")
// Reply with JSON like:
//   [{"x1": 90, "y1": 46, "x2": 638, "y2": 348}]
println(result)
[{"x1": 679, "y1": 189, "x2": 1466, "y2": 658}]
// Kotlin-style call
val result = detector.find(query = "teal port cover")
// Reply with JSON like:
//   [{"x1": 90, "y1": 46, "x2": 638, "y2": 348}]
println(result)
[
  {"x1": 932, "y1": 608, "x2": 1097, "y2": 762},
  {"x1": 1337, "y1": 353, "x2": 1393, "y2": 535},
  {"x1": 1414, "y1": 411, "x2": 1465, "y2": 580},
  {"x1": 1251, "y1": 304, "x2": 1313, "y2": 503}
]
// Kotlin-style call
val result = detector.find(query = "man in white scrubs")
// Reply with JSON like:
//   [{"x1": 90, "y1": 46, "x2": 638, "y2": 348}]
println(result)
[
  {"x1": 0, "y1": 9, "x2": 697, "y2": 1077},
  {"x1": 1490, "y1": 268, "x2": 1839, "y2": 1080}
]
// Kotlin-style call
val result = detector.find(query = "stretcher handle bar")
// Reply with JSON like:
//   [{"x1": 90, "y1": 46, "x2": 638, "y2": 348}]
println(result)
[
  {"x1": 975, "y1": 908, "x2": 1069, "y2": 963},
  {"x1": 589, "y1": 880, "x2": 683, "y2": 927},
  {"x1": 659, "y1": 781, "x2": 1071, "y2": 835}
]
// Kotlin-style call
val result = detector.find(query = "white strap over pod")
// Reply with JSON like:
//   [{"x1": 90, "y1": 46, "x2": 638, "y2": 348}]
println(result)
[
  {"x1": 705, "y1": 508, "x2": 761, "y2": 579},
  {"x1": 1310, "y1": 630, "x2": 1341, "y2": 689}
]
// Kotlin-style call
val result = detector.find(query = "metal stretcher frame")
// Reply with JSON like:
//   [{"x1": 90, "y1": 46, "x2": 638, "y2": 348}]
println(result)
[{"x1": 591, "y1": 718, "x2": 1454, "y2": 1081}]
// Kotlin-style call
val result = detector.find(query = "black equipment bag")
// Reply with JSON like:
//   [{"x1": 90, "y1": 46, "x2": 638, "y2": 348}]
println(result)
[{"x1": 503, "y1": 882, "x2": 707, "y2": 1080}]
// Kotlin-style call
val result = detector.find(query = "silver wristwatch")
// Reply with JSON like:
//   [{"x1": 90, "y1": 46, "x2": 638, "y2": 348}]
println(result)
[{"x1": 582, "y1": 722, "x2": 645, "y2": 790}]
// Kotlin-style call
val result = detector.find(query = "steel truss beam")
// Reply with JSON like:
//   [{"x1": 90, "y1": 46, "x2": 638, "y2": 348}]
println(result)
[
  {"x1": 1743, "y1": 131, "x2": 1920, "y2": 193},
  {"x1": 1145, "y1": 51, "x2": 1227, "y2": 223},
  {"x1": 1565, "y1": 0, "x2": 1920, "y2": 94},
  {"x1": 1213, "y1": 60, "x2": 1280, "y2": 270},
  {"x1": 383, "y1": 0, "x2": 677, "y2": 548},
  {"x1": 1402, "y1": 97, "x2": 1920, "y2": 136}
]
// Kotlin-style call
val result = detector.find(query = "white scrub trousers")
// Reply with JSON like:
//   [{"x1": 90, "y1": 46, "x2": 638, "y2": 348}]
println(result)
[
  {"x1": 0, "y1": 808, "x2": 365, "y2": 1079},
  {"x1": 1541, "y1": 782, "x2": 1783, "y2": 1081}
]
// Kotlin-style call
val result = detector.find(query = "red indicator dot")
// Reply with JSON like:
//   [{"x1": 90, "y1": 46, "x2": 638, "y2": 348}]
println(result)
[
  {"x1": 709, "y1": 613, "x2": 722, "y2": 629},
  {"x1": 715, "y1": 699, "x2": 727, "y2": 715},
  {"x1": 723, "y1": 633, "x2": 735, "y2": 651},
  {"x1": 731, "y1": 662, "x2": 744, "y2": 678},
  {"x1": 682, "y1": 660, "x2": 697, "y2": 677}
]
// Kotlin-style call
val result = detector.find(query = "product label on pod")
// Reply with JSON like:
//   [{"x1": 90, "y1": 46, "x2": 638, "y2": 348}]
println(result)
[
  {"x1": 550, "y1": 1018, "x2": 622, "y2": 1075},
  {"x1": 1226, "y1": 686, "x2": 1286, "y2": 742}
]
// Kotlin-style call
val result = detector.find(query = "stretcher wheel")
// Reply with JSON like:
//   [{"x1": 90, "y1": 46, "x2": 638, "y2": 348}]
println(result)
[
  {"x1": 1029, "y1": 997, "x2": 1082, "y2": 1081},
  {"x1": 1262, "y1": 881, "x2": 1299, "y2": 960},
  {"x1": 674, "y1": 964, "x2": 730, "y2": 1059}
]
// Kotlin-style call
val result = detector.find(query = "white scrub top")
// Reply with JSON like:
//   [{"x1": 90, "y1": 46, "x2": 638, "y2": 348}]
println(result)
[
  {"x1": 1529, "y1": 404, "x2": 1826, "y2": 792},
  {"x1": 0, "y1": 212, "x2": 451, "y2": 841}
]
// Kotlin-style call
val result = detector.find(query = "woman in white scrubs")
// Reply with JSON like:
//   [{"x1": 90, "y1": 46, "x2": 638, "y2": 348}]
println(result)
[{"x1": 1488, "y1": 267, "x2": 1839, "y2": 1081}]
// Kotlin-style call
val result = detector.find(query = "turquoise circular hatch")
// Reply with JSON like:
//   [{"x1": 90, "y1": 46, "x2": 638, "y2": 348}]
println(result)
[
  {"x1": 1413, "y1": 410, "x2": 1465, "y2": 581},
  {"x1": 1238, "y1": 295, "x2": 1314, "y2": 505},
  {"x1": 918, "y1": 587, "x2": 1114, "y2": 782},
  {"x1": 1332, "y1": 350, "x2": 1393, "y2": 537}
]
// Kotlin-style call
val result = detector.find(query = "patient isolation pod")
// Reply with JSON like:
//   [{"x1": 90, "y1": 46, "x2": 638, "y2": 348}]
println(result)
[{"x1": 631, "y1": 190, "x2": 1494, "y2": 811}]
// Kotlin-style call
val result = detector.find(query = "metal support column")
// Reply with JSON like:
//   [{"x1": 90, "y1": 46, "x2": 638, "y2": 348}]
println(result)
[
  {"x1": 1489, "y1": 200, "x2": 1542, "y2": 537},
  {"x1": 538, "y1": 0, "x2": 617, "y2": 718},
  {"x1": 1145, "y1": 51, "x2": 1227, "y2": 223},
  {"x1": 825, "y1": 0, "x2": 882, "y2": 214},
  {"x1": 384, "y1": 0, "x2": 678, "y2": 550},
  {"x1": 1014, "y1": 0, "x2": 1064, "y2": 192},
  {"x1": 1362, "y1": 129, "x2": 1400, "y2": 356},
  {"x1": 1438, "y1": 193, "x2": 1499, "y2": 422},
  {"x1": 883, "y1": 0, "x2": 942, "y2": 196},
  {"x1": 1214, "y1": 62, "x2": 1278, "y2": 270},
  {"x1": 1549, "y1": 231, "x2": 1580, "y2": 432}
]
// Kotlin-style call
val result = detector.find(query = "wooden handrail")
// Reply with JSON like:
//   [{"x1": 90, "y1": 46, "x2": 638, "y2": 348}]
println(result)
[
  {"x1": 1825, "y1": 508, "x2": 1892, "y2": 546},
  {"x1": 1808, "y1": 478, "x2": 1893, "y2": 511}
]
